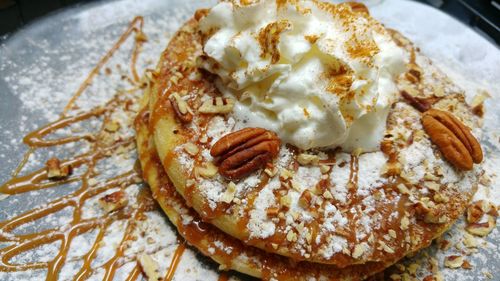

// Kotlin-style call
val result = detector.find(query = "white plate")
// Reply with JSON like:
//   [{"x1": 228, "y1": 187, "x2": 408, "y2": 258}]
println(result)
[{"x1": 0, "y1": 0, "x2": 498, "y2": 280}]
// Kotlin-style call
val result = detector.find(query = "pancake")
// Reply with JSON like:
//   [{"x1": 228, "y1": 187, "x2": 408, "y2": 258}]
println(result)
[
  {"x1": 136, "y1": 84, "x2": 402, "y2": 280},
  {"x1": 145, "y1": 1, "x2": 483, "y2": 268}
]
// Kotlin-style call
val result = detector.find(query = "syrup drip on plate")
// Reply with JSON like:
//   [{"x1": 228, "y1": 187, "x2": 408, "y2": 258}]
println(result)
[
  {"x1": 164, "y1": 241, "x2": 186, "y2": 281},
  {"x1": 0, "y1": 17, "x2": 204, "y2": 281}
]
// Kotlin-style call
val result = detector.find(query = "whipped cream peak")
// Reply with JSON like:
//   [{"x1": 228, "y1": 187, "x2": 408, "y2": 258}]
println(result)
[{"x1": 198, "y1": 0, "x2": 406, "y2": 151}]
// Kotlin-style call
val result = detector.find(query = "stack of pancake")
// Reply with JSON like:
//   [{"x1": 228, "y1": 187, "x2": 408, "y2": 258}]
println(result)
[{"x1": 135, "y1": 1, "x2": 483, "y2": 280}]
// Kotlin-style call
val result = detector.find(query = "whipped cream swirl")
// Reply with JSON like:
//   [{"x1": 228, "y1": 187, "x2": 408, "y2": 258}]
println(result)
[{"x1": 198, "y1": 0, "x2": 406, "y2": 151}]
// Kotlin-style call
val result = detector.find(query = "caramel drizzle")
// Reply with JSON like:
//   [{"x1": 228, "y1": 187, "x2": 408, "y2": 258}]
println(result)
[
  {"x1": 0, "y1": 16, "x2": 190, "y2": 281},
  {"x1": 164, "y1": 241, "x2": 186, "y2": 281}
]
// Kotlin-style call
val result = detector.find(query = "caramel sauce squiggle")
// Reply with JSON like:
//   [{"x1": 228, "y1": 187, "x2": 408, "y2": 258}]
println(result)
[
  {"x1": 23, "y1": 108, "x2": 106, "y2": 147},
  {"x1": 10, "y1": 17, "x2": 145, "y2": 179},
  {"x1": 164, "y1": 241, "x2": 186, "y2": 281},
  {"x1": 0, "y1": 16, "x2": 191, "y2": 281},
  {"x1": 124, "y1": 265, "x2": 141, "y2": 281},
  {"x1": 130, "y1": 22, "x2": 145, "y2": 83}
]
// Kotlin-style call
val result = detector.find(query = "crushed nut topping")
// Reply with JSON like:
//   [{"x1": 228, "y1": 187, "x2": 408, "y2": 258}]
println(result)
[
  {"x1": 98, "y1": 190, "x2": 128, "y2": 213},
  {"x1": 470, "y1": 90, "x2": 491, "y2": 117},
  {"x1": 466, "y1": 216, "x2": 496, "y2": 237},
  {"x1": 444, "y1": 255, "x2": 465, "y2": 269},
  {"x1": 198, "y1": 97, "x2": 235, "y2": 114},
  {"x1": 221, "y1": 182, "x2": 237, "y2": 203},
  {"x1": 466, "y1": 200, "x2": 498, "y2": 224},
  {"x1": 401, "y1": 88, "x2": 431, "y2": 112},
  {"x1": 183, "y1": 142, "x2": 199, "y2": 156},
  {"x1": 195, "y1": 162, "x2": 218, "y2": 178},
  {"x1": 46, "y1": 157, "x2": 71, "y2": 180},
  {"x1": 298, "y1": 190, "x2": 313, "y2": 208},
  {"x1": 297, "y1": 153, "x2": 320, "y2": 165},
  {"x1": 169, "y1": 92, "x2": 193, "y2": 123},
  {"x1": 414, "y1": 199, "x2": 448, "y2": 224},
  {"x1": 405, "y1": 63, "x2": 422, "y2": 83},
  {"x1": 279, "y1": 168, "x2": 294, "y2": 180},
  {"x1": 104, "y1": 120, "x2": 121, "y2": 132}
]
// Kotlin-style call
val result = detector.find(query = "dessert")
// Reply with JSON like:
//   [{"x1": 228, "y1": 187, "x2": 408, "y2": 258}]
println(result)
[
  {"x1": 0, "y1": 1, "x2": 494, "y2": 280},
  {"x1": 136, "y1": 0, "x2": 484, "y2": 278},
  {"x1": 136, "y1": 88, "x2": 392, "y2": 280}
]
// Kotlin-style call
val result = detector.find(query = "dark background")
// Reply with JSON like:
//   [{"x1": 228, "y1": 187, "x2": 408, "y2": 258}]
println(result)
[{"x1": 0, "y1": 0, "x2": 499, "y2": 44}]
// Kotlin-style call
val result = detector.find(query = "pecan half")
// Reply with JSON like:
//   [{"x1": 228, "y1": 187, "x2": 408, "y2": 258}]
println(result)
[
  {"x1": 421, "y1": 109, "x2": 482, "y2": 170},
  {"x1": 210, "y1": 128, "x2": 280, "y2": 180},
  {"x1": 169, "y1": 93, "x2": 193, "y2": 123}
]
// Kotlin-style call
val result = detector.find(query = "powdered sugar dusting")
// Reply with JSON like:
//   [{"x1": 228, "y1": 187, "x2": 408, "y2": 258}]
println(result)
[
  {"x1": 357, "y1": 152, "x2": 387, "y2": 197},
  {"x1": 247, "y1": 178, "x2": 280, "y2": 239},
  {"x1": 0, "y1": 1, "x2": 229, "y2": 280},
  {"x1": 329, "y1": 153, "x2": 350, "y2": 204}
]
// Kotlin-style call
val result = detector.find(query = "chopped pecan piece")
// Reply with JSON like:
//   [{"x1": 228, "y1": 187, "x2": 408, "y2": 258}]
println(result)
[
  {"x1": 352, "y1": 243, "x2": 366, "y2": 259},
  {"x1": 466, "y1": 200, "x2": 497, "y2": 224},
  {"x1": 421, "y1": 109, "x2": 482, "y2": 170},
  {"x1": 195, "y1": 162, "x2": 218, "y2": 178},
  {"x1": 198, "y1": 97, "x2": 234, "y2": 114},
  {"x1": 280, "y1": 193, "x2": 292, "y2": 208},
  {"x1": 220, "y1": 182, "x2": 237, "y2": 203},
  {"x1": 183, "y1": 142, "x2": 199, "y2": 156},
  {"x1": 46, "y1": 158, "x2": 71, "y2": 180},
  {"x1": 266, "y1": 207, "x2": 280, "y2": 217},
  {"x1": 462, "y1": 260, "x2": 473, "y2": 270},
  {"x1": 470, "y1": 90, "x2": 491, "y2": 117},
  {"x1": 169, "y1": 93, "x2": 193, "y2": 123},
  {"x1": 422, "y1": 275, "x2": 435, "y2": 281},
  {"x1": 297, "y1": 153, "x2": 319, "y2": 165},
  {"x1": 104, "y1": 120, "x2": 120, "y2": 132},
  {"x1": 401, "y1": 89, "x2": 431, "y2": 112},
  {"x1": 444, "y1": 255, "x2": 464, "y2": 269},
  {"x1": 210, "y1": 128, "x2": 280, "y2": 180},
  {"x1": 414, "y1": 200, "x2": 448, "y2": 224},
  {"x1": 298, "y1": 190, "x2": 313, "y2": 208},
  {"x1": 465, "y1": 201, "x2": 497, "y2": 237},
  {"x1": 466, "y1": 216, "x2": 496, "y2": 237},
  {"x1": 405, "y1": 63, "x2": 422, "y2": 83},
  {"x1": 98, "y1": 190, "x2": 128, "y2": 213}
]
